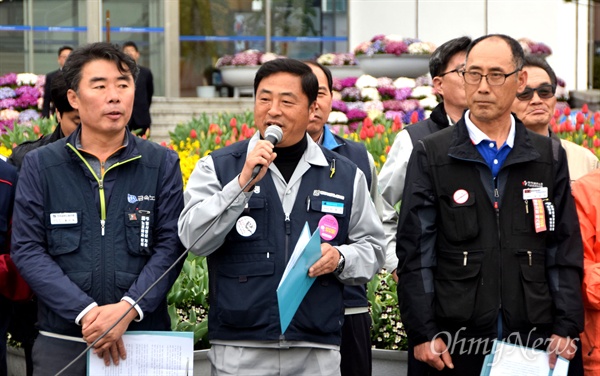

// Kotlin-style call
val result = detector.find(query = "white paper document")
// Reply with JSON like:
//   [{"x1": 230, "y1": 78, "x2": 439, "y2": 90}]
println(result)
[
  {"x1": 481, "y1": 340, "x2": 569, "y2": 376},
  {"x1": 87, "y1": 331, "x2": 194, "y2": 376}
]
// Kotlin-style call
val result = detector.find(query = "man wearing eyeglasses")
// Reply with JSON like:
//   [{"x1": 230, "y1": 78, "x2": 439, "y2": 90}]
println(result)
[
  {"x1": 397, "y1": 34, "x2": 584, "y2": 375},
  {"x1": 379, "y1": 36, "x2": 471, "y2": 277},
  {"x1": 512, "y1": 56, "x2": 599, "y2": 181}
]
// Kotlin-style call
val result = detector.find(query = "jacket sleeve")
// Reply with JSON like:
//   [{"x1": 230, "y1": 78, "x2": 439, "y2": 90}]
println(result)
[
  {"x1": 396, "y1": 140, "x2": 440, "y2": 345},
  {"x1": 571, "y1": 171, "x2": 600, "y2": 311},
  {"x1": 335, "y1": 168, "x2": 386, "y2": 285},
  {"x1": 547, "y1": 143, "x2": 585, "y2": 338},
  {"x1": 178, "y1": 155, "x2": 252, "y2": 256},
  {"x1": 378, "y1": 130, "x2": 413, "y2": 272},
  {"x1": 11, "y1": 152, "x2": 95, "y2": 322},
  {"x1": 124, "y1": 149, "x2": 186, "y2": 314}
]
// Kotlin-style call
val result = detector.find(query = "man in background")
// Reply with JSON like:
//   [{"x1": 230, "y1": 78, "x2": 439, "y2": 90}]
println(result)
[
  {"x1": 41, "y1": 46, "x2": 72, "y2": 118},
  {"x1": 122, "y1": 41, "x2": 154, "y2": 136},
  {"x1": 378, "y1": 36, "x2": 471, "y2": 278},
  {"x1": 511, "y1": 56, "x2": 599, "y2": 181},
  {"x1": 305, "y1": 61, "x2": 382, "y2": 376}
]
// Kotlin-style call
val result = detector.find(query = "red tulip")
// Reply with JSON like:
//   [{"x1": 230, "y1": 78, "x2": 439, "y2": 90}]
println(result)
[
  {"x1": 225, "y1": 139, "x2": 232, "y2": 147},
  {"x1": 554, "y1": 109, "x2": 561, "y2": 119},
  {"x1": 359, "y1": 128, "x2": 367, "y2": 140},
  {"x1": 363, "y1": 117, "x2": 373, "y2": 129},
  {"x1": 215, "y1": 135, "x2": 222, "y2": 145},
  {"x1": 410, "y1": 111, "x2": 419, "y2": 124},
  {"x1": 595, "y1": 120, "x2": 600, "y2": 132},
  {"x1": 367, "y1": 127, "x2": 375, "y2": 138},
  {"x1": 582, "y1": 103, "x2": 589, "y2": 114},
  {"x1": 576, "y1": 112, "x2": 585, "y2": 125},
  {"x1": 392, "y1": 116, "x2": 402, "y2": 132},
  {"x1": 594, "y1": 138, "x2": 600, "y2": 148},
  {"x1": 230, "y1": 117, "x2": 237, "y2": 128},
  {"x1": 33, "y1": 125, "x2": 40, "y2": 135},
  {"x1": 376, "y1": 124, "x2": 385, "y2": 134},
  {"x1": 190, "y1": 129, "x2": 197, "y2": 139},
  {"x1": 385, "y1": 145, "x2": 391, "y2": 154},
  {"x1": 563, "y1": 107, "x2": 571, "y2": 116},
  {"x1": 160, "y1": 141, "x2": 168, "y2": 147},
  {"x1": 587, "y1": 127, "x2": 596, "y2": 138}
]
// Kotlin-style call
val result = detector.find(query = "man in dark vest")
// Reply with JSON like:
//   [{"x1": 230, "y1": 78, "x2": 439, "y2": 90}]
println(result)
[
  {"x1": 305, "y1": 61, "x2": 382, "y2": 376},
  {"x1": 379, "y1": 36, "x2": 471, "y2": 280},
  {"x1": 178, "y1": 59, "x2": 385, "y2": 375},
  {"x1": 397, "y1": 34, "x2": 584, "y2": 375},
  {"x1": 11, "y1": 42, "x2": 185, "y2": 375}
]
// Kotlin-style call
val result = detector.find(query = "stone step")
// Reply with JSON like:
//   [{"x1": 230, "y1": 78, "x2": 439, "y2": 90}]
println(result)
[{"x1": 149, "y1": 97, "x2": 254, "y2": 144}]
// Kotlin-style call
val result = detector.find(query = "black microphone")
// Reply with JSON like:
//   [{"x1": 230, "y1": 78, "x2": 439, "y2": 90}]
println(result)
[{"x1": 251, "y1": 125, "x2": 283, "y2": 179}]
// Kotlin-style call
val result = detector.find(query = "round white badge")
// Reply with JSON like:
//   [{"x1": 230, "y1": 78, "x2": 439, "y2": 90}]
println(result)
[
  {"x1": 453, "y1": 189, "x2": 469, "y2": 205},
  {"x1": 236, "y1": 216, "x2": 257, "y2": 237}
]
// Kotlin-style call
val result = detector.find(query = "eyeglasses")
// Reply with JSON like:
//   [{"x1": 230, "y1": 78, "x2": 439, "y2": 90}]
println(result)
[
  {"x1": 459, "y1": 68, "x2": 521, "y2": 86},
  {"x1": 515, "y1": 84, "x2": 556, "y2": 101},
  {"x1": 438, "y1": 68, "x2": 461, "y2": 78}
]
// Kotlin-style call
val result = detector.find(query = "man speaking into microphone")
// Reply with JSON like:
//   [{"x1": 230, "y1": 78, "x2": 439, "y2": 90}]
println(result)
[{"x1": 178, "y1": 59, "x2": 385, "y2": 376}]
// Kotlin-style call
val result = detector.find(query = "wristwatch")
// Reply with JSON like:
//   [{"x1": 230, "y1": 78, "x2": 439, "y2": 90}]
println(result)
[{"x1": 334, "y1": 251, "x2": 345, "y2": 274}]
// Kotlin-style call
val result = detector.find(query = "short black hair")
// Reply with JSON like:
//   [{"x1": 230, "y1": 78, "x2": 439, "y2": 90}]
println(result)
[
  {"x1": 50, "y1": 71, "x2": 75, "y2": 115},
  {"x1": 122, "y1": 41, "x2": 139, "y2": 52},
  {"x1": 304, "y1": 61, "x2": 333, "y2": 93},
  {"x1": 466, "y1": 34, "x2": 525, "y2": 71},
  {"x1": 522, "y1": 55, "x2": 557, "y2": 88},
  {"x1": 429, "y1": 36, "x2": 471, "y2": 77},
  {"x1": 58, "y1": 46, "x2": 73, "y2": 56},
  {"x1": 254, "y1": 59, "x2": 318, "y2": 106},
  {"x1": 62, "y1": 42, "x2": 139, "y2": 93}
]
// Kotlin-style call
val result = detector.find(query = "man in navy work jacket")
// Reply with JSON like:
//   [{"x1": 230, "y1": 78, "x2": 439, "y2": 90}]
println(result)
[
  {"x1": 11, "y1": 42, "x2": 185, "y2": 375},
  {"x1": 178, "y1": 59, "x2": 385, "y2": 376},
  {"x1": 305, "y1": 61, "x2": 383, "y2": 376},
  {"x1": 397, "y1": 34, "x2": 584, "y2": 375}
]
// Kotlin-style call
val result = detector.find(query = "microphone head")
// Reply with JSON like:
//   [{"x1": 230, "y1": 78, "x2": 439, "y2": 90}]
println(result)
[{"x1": 264, "y1": 125, "x2": 283, "y2": 146}]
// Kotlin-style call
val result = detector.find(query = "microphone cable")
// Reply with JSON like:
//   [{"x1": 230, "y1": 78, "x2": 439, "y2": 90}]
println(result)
[{"x1": 55, "y1": 168, "x2": 260, "y2": 375}]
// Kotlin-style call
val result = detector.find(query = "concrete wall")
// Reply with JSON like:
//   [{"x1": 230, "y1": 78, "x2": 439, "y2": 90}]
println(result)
[{"x1": 349, "y1": 0, "x2": 590, "y2": 91}]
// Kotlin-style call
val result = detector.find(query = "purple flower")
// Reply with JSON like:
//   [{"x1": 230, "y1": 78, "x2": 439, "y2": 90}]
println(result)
[
  {"x1": 0, "y1": 98, "x2": 17, "y2": 109},
  {"x1": 371, "y1": 34, "x2": 386, "y2": 42},
  {"x1": 384, "y1": 41, "x2": 408, "y2": 56},
  {"x1": 18, "y1": 109, "x2": 40, "y2": 123},
  {"x1": 366, "y1": 40, "x2": 385, "y2": 56},
  {"x1": 403, "y1": 109, "x2": 425, "y2": 124},
  {"x1": 0, "y1": 87, "x2": 16, "y2": 100},
  {"x1": 15, "y1": 85, "x2": 40, "y2": 98},
  {"x1": 0, "y1": 73, "x2": 17, "y2": 86},
  {"x1": 332, "y1": 100, "x2": 348, "y2": 113},
  {"x1": 399, "y1": 99, "x2": 420, "y2": 113},
  {"x1": 395, "y1": 87, "x2": 413, "y2": 101},
  {"x1": 385, "y1": 110, "x2": 405, "y2": 120},
  {"x1": 346, "y1": 101, "x2": 365, "y2": 111},
  {"x1": 339, "y1": 77, "x2": 358, "y2": 89},
  {"x1": 383, "y1": 100, "x2": 404, "y2": 111},
  {"x1": 378, "y1": 86, "x2": 396, "y2": 100},
  {"x1": 346, "y1": 108, "x2": 367, "y2": 122},
  {"x1": 16, "y1": 94, "x2": 39, "y2": 109},
  {"x1": 0, "y1": 119, "x2": 15, "y2": 134},
  {"x1": 416, "y1": 75, "x2": 433, "y2": 87},
  {"x1": 341, "y1": 87, "x2": 361, "y2": 102}
]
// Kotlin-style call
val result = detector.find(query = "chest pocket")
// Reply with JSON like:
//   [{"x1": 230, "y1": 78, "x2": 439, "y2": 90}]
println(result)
[
  {"x1": 226, "y1": 197, "x2": 269, "y2": 243},
  {"x1": 438, "y1": 190, "x2": 479, "y2": 243},
  {"x1": 124, "y1": 208, "x2": 154, "y2": 256},
  {"x1": 46, "y1": 211, "x2": 82, "y2": 257},
  {"x1": 307, "y1": 195, "x2": 348, "y2": 243}
]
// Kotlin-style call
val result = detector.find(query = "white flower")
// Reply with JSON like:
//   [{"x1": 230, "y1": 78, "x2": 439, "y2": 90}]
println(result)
[
  {"x1": 260, "y1": 52, "x2": 281, "y2": 64},
  {"x1": 361, "y1": 87, "x2": 380, "y2": 101},
  {"x1": 407, "y1": 42, "x2": 435, "y2": 54},
  {"x1": 327, "y1": 111, "x2": 348, "y2": 124},
  {"x1": 364, "y1": 100, "x2": 384, "y2": 112},
  {"x1": 411, "y1": 86, "x2": 434, "y2": 98},
  {"x1": 393, "y1": 77, "x2": 416, "y2": 89},
  {"x1": 355, "y1": 74, "x2": 378, "y2": 89},
  {"x1": 17, "y1": 73, "x2": 38, "y2": 86},
  {"x1": 376, "y1": 77, "x2": 393, "y2": 87},
  {"x1": 419, "y1": 95, "x2": 439, "y2": 110},
  {"x1": 317, "y1": 53, "x2": 335, "y2": 65},
  {"x1": 367, "y1": 109, "x2": 383, "y2": 120}
]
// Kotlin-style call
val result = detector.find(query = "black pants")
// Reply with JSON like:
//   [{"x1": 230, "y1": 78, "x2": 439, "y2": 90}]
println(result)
[
  {"x1": 340, "y1": 312, "x2": 372, "y2": 376},
  {"x1": 32, "y1": 334, "x2": 87, "y2": 376}
]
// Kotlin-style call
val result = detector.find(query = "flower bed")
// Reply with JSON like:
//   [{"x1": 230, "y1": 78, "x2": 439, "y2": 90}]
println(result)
[
  {"x1": 354, "y1": 34, "x2": 435, "y2": 57},
  {"x1": 0, "y1": 73, "x2": 44, "y2": 134}
]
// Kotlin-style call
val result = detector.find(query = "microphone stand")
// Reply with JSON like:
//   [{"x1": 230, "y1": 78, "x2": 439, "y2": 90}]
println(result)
[{"x1": 55, "y1": 174, "x2": 258, "y2": 375}]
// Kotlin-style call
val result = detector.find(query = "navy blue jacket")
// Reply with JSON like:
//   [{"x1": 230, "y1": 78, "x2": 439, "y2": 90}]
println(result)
[
  {"x1": 208, "y1": 139, "x2": 358, "y2": 345},
  {"x1": 11, "y1": 129, "x2": 185, "y2": 336}
]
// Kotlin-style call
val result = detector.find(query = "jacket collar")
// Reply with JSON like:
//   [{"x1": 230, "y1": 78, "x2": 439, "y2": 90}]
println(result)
[
  {"x1": 321, "y1": 125, "x2": 343, "y2": 151},
  {"x1": 64, "y1": 125, "x2": 141, "y2": 161},
  {"x1": 448, "y1": 113, "x2": 541, "y2": 167}
]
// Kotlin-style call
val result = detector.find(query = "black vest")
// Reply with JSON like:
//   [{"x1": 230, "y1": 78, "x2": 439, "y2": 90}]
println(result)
[
  {"x1": 36, "y1": 138, "x2": 170, "y2": 336},
  {"x1": 422, "y1": 121, "x2": 556, "y2": 336},
  {"x1": 208, "y1": 139, "x2": 357, "y2": 345}
]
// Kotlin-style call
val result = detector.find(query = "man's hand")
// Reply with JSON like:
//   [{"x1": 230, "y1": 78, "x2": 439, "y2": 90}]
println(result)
[
  {"x1": 414, "y1": 338, "x2": 454, "y2": 371},
  {"x1": 547, "y1": 334, "x2": 577, "y2": 369},
  {"x1": 238, "y1": 139, "x2": 277, "y2": 191},
  {"x1": 308, "y1": 243, "x2": 340, "y2": 277},
  {"x1": 81, "y1": 301, "x2": 138, "y2": 366}
]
